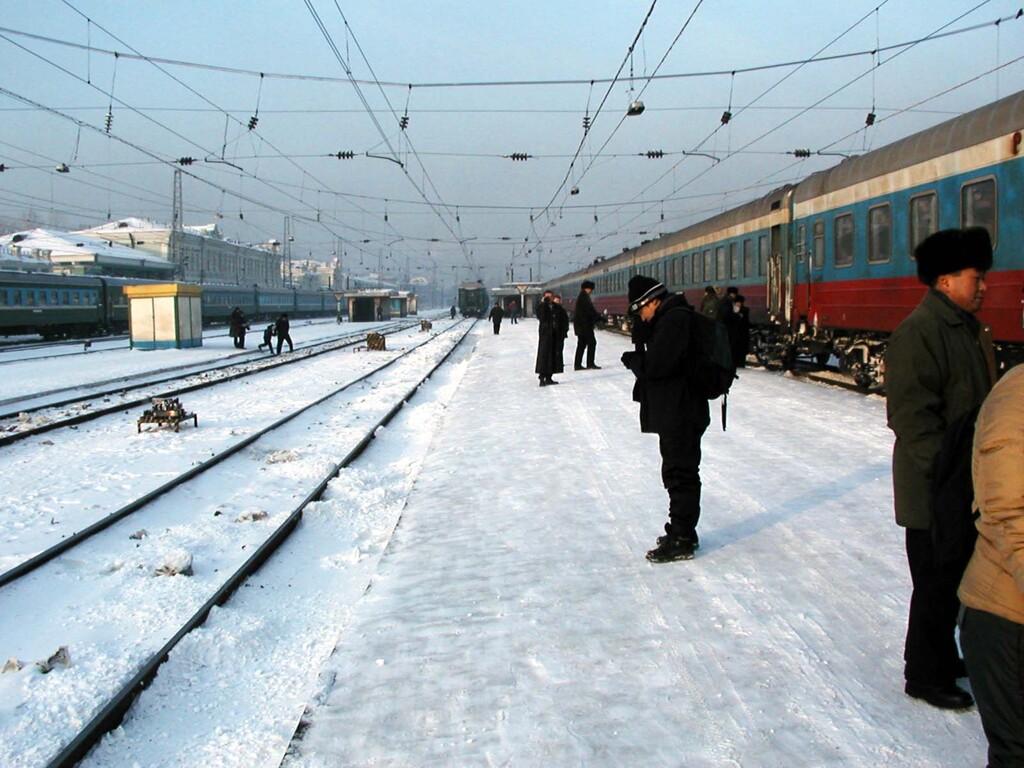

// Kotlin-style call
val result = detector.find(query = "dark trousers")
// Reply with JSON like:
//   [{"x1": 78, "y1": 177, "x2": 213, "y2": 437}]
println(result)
[
  {"x1": 574, "y1": 330, "x2": 596, "y2": 368},
  {"x1": 960, "y1": 606, "x2": 1024, "y2": 767},
  {"x1": 657, "y1": 421, "x2": 706, "y2": 539},
  {"x1": 904, "y1": 528, "x2": 963, "y2": 685},
  {"x1": 492, "y1": 320, "x2": 501, "y2": 335},
  {"x1": 276, "y1": 333, "x2": 293, "y2": 354}
]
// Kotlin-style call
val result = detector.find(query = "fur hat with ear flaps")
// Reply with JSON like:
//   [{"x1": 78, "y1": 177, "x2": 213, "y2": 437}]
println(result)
[
  {"x1": 627, "y1": 275, "x2": 667, "y2": 314},
  {"x1": 915, "y1": 227, "x2": 993, "y2": 285}
]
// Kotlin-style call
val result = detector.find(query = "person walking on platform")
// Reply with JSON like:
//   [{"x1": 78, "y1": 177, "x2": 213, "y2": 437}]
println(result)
[
  {"x1": 699, "y1": 286, "x2": 718, "y2": 318},
  {"x1": 229, "y1": 307, "x2": 248, "y2": 349},
  {"x1": 732, "y1": 294, "x2": 751, "y2": 368},
  {"x1": 258, "y1": 323, "x2": 276, "y2": 354},
  {"x1": 620, "y1": 275, "x2": 709, "y2": 563},
  {"x1": 275, "y1": 313, "x2": 294, "y2": 355},
  {"x1": 488, "y1": 302, "x2": 505, "y2": 335},
  {"x1": 508, "y1": 300, "x2": 519, "y2": 324},
  {"x1": 552, "y1": 294, "x2": 569, "y2": 377},
  {"x1": 886, "y1": 227, "x2": 996, "y2": 711},
  {"x1": 958, "y1": 363, "x2": 1024, "y2": 765},
  {"x1": 534, "y1": 290, "x2": 557, "y2": 386},
  {"x1": 573, "y1": 280, "x2": 602, "y2": 370},
  {"x1": 450, "y1": 305, "x2": 457, "y2": 319}
]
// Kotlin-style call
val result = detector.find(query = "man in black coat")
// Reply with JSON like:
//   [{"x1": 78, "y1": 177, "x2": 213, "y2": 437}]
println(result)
[
  {"x1": 621, "y1": 275, "x2": 710, "y2": 562},
  {"x1": 534, "y1": 290, "x2": 557, "y2": 386},
  {"x1": 573, "y1": 280, "x2": 603, "y2": 370},
  {"x1": 488, "y1": 302, "x2": 505, "y2": 335},
  {"x1": 275, "y1": 313, "x2": 293, "y2": 354}
]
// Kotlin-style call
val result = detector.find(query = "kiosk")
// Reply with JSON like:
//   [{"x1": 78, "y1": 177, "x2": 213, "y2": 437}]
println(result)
[{"x1": 123, "y1": 283, "x2": 203, "y2": 350}]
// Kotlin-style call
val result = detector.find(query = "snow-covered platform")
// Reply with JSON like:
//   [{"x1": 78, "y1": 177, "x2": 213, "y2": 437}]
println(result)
[{"x1": 283, "y1": 320, "x2": 985, "y2": 767}]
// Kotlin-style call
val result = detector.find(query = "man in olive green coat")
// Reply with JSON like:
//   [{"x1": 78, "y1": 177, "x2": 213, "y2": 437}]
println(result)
[{"x1": 885, "y1": 227, "x2": 996, "y2": 711}]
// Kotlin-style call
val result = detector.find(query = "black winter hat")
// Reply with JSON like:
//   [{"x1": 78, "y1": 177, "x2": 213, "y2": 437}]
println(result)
[
  {"x1": 581, "y1": 280, "x2": 595, "y2": 290},
  {"x1": 915, "y1": 227, "x2": 993, "y2": 285},
  {"x1": 627, "y1": 275, "x2": 667, "y2": 313}
]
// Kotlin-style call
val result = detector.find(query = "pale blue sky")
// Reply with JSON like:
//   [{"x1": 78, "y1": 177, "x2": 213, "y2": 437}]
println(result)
[{"x1": 1, "y1": 1, "x2": 1021, "y2": 287}]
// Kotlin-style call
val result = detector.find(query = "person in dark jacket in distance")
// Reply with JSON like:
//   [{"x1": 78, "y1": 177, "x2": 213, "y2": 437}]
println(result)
[
  {"x1": 275, "y1": 313, "x2": 293, "y2": 355},
  {"x1": 258, "y1": 323, "x2": 276, "y2": 354},
  {"x1": 885, "y1": 226, "x2": 996, "y2": 711},
  {"x1": 732, "y1": 294, "x2": 751, "y2": 368},
  {"x1": 573, "y1": 280, "x2": 603, "y2": 370},
  {"x1": 534, "y1": 290, "x2": 557, "y2": 386},
  {"x1": 229, "y1": 307, "x2": 248, "y2": 349},
  {"x1": 699, "y1": 286, "x2": 718, "y2": 318},
  {"x1": 488, "y1": 302, "x2": 505, "y2": 335},
  {"x1": 621, "y1": 275, "x2": 710, "y2": 563},
  {"x1": 552, "y1": 294, "x2": 569, "y2": 377}
]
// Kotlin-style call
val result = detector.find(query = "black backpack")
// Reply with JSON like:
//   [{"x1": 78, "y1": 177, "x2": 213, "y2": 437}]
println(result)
[
  {"x1": 686, "y1": 308, "x2": 738, "y2": 429},
  {"x1": 930, "y1": 405, "x2": 981, "y2": 575}
]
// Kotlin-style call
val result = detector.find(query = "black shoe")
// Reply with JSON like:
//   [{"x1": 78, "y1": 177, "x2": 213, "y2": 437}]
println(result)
[
  {"x1": 586, "y1": 364, "x2": 602, "y2": 369},
  {"x1": 646, "y1": 536, "x2": 696, "y2": 563},
  {"x1": 574, "y1": 365, "x2": 585, "y2": 371},
  {"x1": 657, "y1": 534, "x2": 699, "y2": 550},
  {"x1": 904, "y1": 681, "x2": 974, "y2": 710}
]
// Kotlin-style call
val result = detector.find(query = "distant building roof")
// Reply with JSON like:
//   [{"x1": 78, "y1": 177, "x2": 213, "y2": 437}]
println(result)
[
  {"x1": 0, "y1": 228, "x2": 174, "y2": 269},
  {"x1": 78, "y1": 218, "x2": 222, "y2": 239}
]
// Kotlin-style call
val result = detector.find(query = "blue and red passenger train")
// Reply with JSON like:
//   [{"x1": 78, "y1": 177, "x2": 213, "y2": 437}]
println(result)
[{"x1": 544, "y1": 89, "x2": 1024, "y2": 388}]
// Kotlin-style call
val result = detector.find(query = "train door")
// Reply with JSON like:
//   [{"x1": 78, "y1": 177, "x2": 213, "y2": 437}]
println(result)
[{"x1": 767, "y1": 223, "x2": 792, "y2": 326}]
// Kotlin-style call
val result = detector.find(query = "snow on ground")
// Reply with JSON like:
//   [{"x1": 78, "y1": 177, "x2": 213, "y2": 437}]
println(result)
[{"x1": 0, "y1": 317, "x2": 986, "y2": 766}]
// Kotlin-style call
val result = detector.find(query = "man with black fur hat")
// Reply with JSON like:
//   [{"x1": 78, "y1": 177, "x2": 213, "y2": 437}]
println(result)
[
  {"x1": 621, "y1": 275, "x2": 710, "y2": 563},
  {"x1": 573, "y1": 280, "x2": 603, "y2": 370},
  {"x1": 886, "y1": 226, "x2": 997, "y2": 711}
]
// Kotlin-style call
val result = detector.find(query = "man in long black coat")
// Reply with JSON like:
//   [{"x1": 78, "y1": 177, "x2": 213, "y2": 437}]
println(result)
[
  {"x1": 534, "y1": 290, "x2": 557, "y2": 386},
  {"x1": 621, "y1": 276, "x2": 710, "y2": 563},
  {"x1": 573, "y1": 280, "x2": 602, "y2": 370},
  {"x1": 552, "y1": 295, "x2": 569, "y2": 376},
  {"x1": 488, "y1": 302, "x2": 504, "y2": 335}
]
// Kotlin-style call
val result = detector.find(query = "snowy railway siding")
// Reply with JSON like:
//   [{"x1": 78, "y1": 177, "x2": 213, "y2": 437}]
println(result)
[{"x1": 0, "y1": 321, "x2": 471, "y2": 767}]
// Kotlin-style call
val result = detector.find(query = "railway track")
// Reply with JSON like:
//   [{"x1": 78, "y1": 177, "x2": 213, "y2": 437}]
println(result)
[
  {"x1": 0, "y1": 320, "x2": 475, "y2": 768},
  {"x1": 0, "y1": 319, "x2": 422, "y2": 444}
]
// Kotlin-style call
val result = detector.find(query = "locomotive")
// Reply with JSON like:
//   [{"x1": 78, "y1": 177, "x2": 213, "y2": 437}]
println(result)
[
  {"x1": 0, "y1": 271, "x2": 336, "y2": 339},
  {"x1": 544, "y1": 89, "x2": 1024, "y2": 389},
  {"x1": 457, "y1": 281, "x2": 489, "y2": 318}
]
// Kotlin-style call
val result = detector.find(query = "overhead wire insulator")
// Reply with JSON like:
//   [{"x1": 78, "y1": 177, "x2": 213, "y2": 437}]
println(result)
[
  {"x1": 399, "y1": 115, "x2": 409, "y2": 130},
  {"x1": 509, "y1": 153, "x2": 531, "y2": 161},
  {"x1": 582, "y1": 115, "x2": 591, "y2": 131},
  {"x1": 645, "y1": 150, "x2": 664, "y2": 159},
  {"x1": 793, "y1": 149, "x2": 812, "y2": 158},
  {"x1": 177, "y1": 157, "x2": 195, "y2": 165},
  {"x1": 865, "y1": 111, "x2": 876, "y2": 127},
  {"x1": 0, "y1": 164, "x2": 5, "y2": 172},
  {"x1": 104, "y1": 111, "x2": 113, "y2": 133},
  {"x1": 721, "y1": 110, "x2": 732, "y2": 125},
  {"x1": 334, "y1": 151, "x2": 355, "y2": 159},
  {"x1": 247, "y1": 115, "x2": 259, "y2": 131}
]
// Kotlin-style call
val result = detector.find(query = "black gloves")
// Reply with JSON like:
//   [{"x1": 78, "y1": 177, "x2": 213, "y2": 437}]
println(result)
[{"x1": 621, "y1": 351, "x2": 640, "y2": 371}]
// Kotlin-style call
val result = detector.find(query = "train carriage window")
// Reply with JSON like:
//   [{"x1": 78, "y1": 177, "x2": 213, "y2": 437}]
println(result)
[
  {"x1": 26, "y1": 290, "x2": 36, "y2": 306},
  {"x1": 742, "y1": 239, "x2": 753, "y2": 277},
  {"x1": 758, "y1": 235, "x2": 768, "y2": 276},
  {"x1": 909, "y1": 191, "x2": 938, "y2": 256},
  {"x1": 682, "y1": 255, "x2": 689, "y2": 285},
  {"x1": 667, "y1": 259, "x2": 675, "y2": 287},
  {"x1": 729, "y1": 242, "x2": 739, "y2": 279},
  {"x1": 13, "y1": 290, "x2": 22, "y2": 306},
  {"x1": 961, "y1": 177, "x2": 997, "y2": 248},
  {"x1": 715, "y1": 246, "x2": 726, "y2": 280},
  {"x1": 50, "y1": 290, "x2": 58, "y2": 305},
  {"x1": 834, "y1": 213, "x2": 855, "y2": 268},
  {"x1": 796, "y1": 225, "x2": 807, "y2": 262},
  {"x1": 703, "y1": 249, "x2": 712, "y2": 283},
  {"x1": 867, "y1": 204, "x2": 892, "y2": 264},
  {"x1": 812, "y1": 220, "x2": 825, "y2": 269}
]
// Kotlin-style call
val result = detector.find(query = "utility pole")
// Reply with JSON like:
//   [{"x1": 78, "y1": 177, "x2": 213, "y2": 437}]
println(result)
[
  {"x1": 171, "y1": 168, "x2": 184, "y2": 279},
  {"x1": 283, "y1": 216, "x2": 293, "y2": 287}
]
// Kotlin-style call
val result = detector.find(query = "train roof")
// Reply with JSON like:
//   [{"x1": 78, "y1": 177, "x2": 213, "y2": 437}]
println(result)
[{"x1": 794, "y1": 89, "x2": 1024, "y2": 203}]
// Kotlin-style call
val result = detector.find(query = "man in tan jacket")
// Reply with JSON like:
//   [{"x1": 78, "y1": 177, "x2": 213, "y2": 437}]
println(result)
[{"x1": 959, "y1": 363, "x2": 1024, "y2": 765}]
